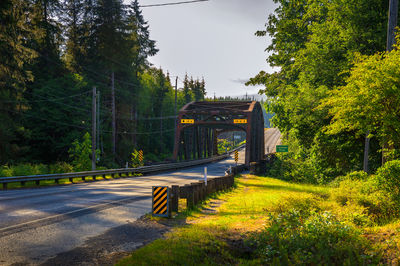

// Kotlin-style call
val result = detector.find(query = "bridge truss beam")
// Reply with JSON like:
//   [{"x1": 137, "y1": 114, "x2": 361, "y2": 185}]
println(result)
[{"x1": 173, "y1": 101, "x2": 264, "y2": 165}]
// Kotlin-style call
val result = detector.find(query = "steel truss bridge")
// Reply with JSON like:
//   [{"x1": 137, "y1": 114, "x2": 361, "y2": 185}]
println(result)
[{"x1": 173, "y1": 101, "x2": 265, "y2": 165}]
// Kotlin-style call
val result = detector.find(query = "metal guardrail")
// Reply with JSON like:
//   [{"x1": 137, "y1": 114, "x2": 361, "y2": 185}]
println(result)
[{"x1": 0, "y1": 144, "x2": 246, "y2": 189}]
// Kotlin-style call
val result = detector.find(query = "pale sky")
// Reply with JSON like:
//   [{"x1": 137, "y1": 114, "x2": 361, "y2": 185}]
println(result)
[{"x1": 134, "y1": 0, "x2": 277, "y2": 97}]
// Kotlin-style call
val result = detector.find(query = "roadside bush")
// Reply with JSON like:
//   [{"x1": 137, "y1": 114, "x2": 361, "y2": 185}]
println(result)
[
  {"x1": 247, "y1": 209, "x2": 379, "y2": 264},
  {"x1": 0, "y1": 162, "x2": 75, "y2": 177},
  {"x1": 329, "y1": 171, "x2": 368, "y2": 187},
  {"x1": 68, "y1": 132, "x2": 97, "y2": 171},
  {"x1": 375, "y1": 160, "x2": 400, "y2": 203},
  {"x1": 48, "y1": 162, "x2": 74, "y2": 174},
  {"x1": 332, "y1": 173, "x2": 398, "y2": 224},
  {"x1": 267, "y1": 153, "x2": 318, "y2": 184},
  {"x1": 265, "y1": 194, "x2": 322, "y2": 215}
]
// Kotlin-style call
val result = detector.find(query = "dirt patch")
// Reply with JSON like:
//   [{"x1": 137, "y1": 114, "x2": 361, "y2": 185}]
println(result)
[{"x1": 40, "y1": 216, "x2": 183, "y2": 266}]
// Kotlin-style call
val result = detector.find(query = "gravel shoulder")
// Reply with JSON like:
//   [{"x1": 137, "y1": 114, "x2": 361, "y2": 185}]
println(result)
[{"x1": 40, "y1": 215, "x2": 180, "y2": 266}]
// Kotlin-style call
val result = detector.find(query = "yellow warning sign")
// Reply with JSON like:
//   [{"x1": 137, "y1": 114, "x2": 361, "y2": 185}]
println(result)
[
  {"x1": 234, "y1": 150, "x2": 239, "y2": 162},
  {"x1": 233, "y1": 119, "x2": 247, "y2": 124},
  {"x1": 181, "y1": 119, "x2": 194, "y2": 124},
  {"x1": 152, "y1": 186, "x2": 169, "y2": 217}
]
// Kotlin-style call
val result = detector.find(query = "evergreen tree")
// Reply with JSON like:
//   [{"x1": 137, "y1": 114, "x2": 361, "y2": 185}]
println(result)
[
  {"x1": 182, "y1": 73, "x2": 192, "y2": 103},
  {"x1": 127, "y1": 0, "x2": 158, "y2": 74},
  {"x1": 0, "y1": 0, "x2": 38, "y2": 163}
]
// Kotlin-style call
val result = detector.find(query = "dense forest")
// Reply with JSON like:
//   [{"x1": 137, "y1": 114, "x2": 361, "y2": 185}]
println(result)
[
  {"x1": 0, "y1": 0, "x2": 206, "y2": 171},
  {"x1": 249, "y1": 0, "x2": 400, "y2": 183}
]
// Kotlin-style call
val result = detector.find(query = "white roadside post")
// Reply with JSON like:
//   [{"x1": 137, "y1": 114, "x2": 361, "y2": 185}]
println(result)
[{"x1": 204, "y1": 167, "x2": 207, "y2": 186}]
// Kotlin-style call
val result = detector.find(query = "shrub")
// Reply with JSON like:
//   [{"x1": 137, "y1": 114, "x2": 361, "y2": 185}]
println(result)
[
  {"x1": 247, "y1": 209, "x2": 378, "y2": 264},
  {"x1": 375, "y1": 160, "x2": 400, "y2": 203},
  {"x1": 48, "y1": 162, "x2": 74, "y2": 174},
  {"x1": 267, "y1": 153, "x2": 318, "y2": 184},
  {"x1": 332, "y1": 173, "x2": 398, "y2": 224},
  {"x1": 68, "y1": 132, "x2": 97, "y2": 171}
]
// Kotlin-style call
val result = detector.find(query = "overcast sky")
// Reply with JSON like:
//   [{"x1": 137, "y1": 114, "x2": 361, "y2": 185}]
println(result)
[{"x1": 133, "y1": 0, "x2": 277, "y2": 97}]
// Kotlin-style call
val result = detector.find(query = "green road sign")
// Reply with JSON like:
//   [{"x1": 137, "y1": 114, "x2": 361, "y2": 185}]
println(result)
[{"x1": 276, "y1": 145, "x2": 288, "y2": 152}]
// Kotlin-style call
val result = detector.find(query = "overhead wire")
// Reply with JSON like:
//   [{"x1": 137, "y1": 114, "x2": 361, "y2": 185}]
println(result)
[{"x1": 140, "y1": 0, "x2": 209, "y2": 8}]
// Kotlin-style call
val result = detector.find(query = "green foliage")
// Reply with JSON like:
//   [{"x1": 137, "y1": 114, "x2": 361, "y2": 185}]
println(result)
[
  {"x1": 217, "y1": 139, "x2": 233, "y2": 154},
  {"x1": 0, "y1": 0, "x2": 38, "y2": 163},
  {"x1": 0, "y1": 162, "x2": 74, "y2": 177},
  {"x1": 322, "y1": 47, "x2": 400, "y2": 149},
  {"x1": 68, "y1": 132, "x2": 96, "y2": 171},
  {"x1": 130, "y1": 149, "x2": 143, "y2": 168},
  {"x1": 247, "y1": 209, "x2": 378, "y2": 264},
  {"x1": 250, "y1": 0, "x2": 389, "y2": 181},
  {"x1": 332, "y1": 169, "x2": 399, "y2": 224},
  {"x1": 376, "y1": 160, "x2": 400, "y2": 203}
]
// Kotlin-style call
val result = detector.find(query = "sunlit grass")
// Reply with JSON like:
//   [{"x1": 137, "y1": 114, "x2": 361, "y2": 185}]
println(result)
[{"x1": 117, "y1": 175, "x2": 331, "y2": 265}]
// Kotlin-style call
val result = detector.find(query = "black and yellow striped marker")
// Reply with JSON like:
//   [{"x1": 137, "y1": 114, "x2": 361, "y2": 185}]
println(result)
[
  {"x1": 138, "y1": 150, "x2": 143, "y2": 163},
  {"x1": 152, "y1": 186, "x2": 169, "y2": 217},
  {"x1": 234, "y1": 150, "x2": 239, "y2": 163}
]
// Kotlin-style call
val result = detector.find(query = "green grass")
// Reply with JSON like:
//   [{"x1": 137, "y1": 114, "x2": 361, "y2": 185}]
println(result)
[{"x1": 117, "y1": 175, "x2": 400, "y2": 265}]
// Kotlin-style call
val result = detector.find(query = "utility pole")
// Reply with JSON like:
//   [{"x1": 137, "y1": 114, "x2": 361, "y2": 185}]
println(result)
[
  {"x1": 213, "y1": 92, "x2": 216, "y2": 101},
  {"x1": 174, "y1": 76, "x2": 178, "y2": 137},
  {"x1": 387, "y1": 0, "x2": 398, "y2": 52},
  {"x1": 111, "y1": 71, "x2": 116, "y2": 160},
  {"x1": 97, "y1": 90, "x2": 100, "y2": 154},
  {"x1": 92, "y1": 87, "x2": 97, "y2": 171}
]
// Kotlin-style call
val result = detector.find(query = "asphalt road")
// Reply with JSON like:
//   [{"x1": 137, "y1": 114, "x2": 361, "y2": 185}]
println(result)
[{"x1": 0, "y1": 128, "x2": 280, "y2": 265}]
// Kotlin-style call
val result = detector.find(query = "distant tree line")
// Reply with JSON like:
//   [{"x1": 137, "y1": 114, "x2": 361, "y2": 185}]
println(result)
[{"x1": 0, "y1": 0, "x2": 206, "y2": 168}]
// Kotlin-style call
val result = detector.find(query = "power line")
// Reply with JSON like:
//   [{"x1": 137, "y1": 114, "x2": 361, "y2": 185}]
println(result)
[{"x1": 140, "y1": 0, "x2": 209, "y2": 8}]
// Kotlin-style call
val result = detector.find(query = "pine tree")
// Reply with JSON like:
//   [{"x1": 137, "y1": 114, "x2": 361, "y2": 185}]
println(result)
[
  {"x1": 127, "y1": 0, "x2": 158, "y2": 74},
  {"x1": 0, "y1": 0, "x2": 38, "y2": 163},
  {"x1": 182, "y1": 73, "x2": 192, "y2": 103}
]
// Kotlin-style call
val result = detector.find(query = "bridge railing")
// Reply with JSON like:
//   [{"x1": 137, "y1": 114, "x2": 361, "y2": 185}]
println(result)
[{"x1": 0, "y1": 145, "x2": 246, "y2": 190}]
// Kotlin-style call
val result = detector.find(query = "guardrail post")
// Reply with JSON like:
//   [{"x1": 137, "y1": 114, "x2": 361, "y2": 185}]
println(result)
[
  {"x1": 191, "y1": 183, "x2": 199, "y2": 205},
  {"x1": 179, "y1": 185, "x2": 187, "y2": 199},
  {"x1": 219, "y1": 177, "x2": 224, "y2": 190},
  {"x1": 21, "y1": 181, "x2": 26, "y2": 187},
  {"x1": 3, "y1": 183, "x2": 7, "y2": 190},
  {"x1": 171, "y1": 185, "x2": 179, "y2": 212},
  {"x1": 223, "y1": 176, "x2": 228, "y2": 189},
  {"x1": 198, "y1": 181, "x2": 205, "y2": 201},
  {"x1": 229, "y1": 174, "x2": 235, "y2": 187},
  {"x1": 55, "y1": 179, "x2": 59, "y2": 184},
  {"x1": 186, "y1": 184, "x2": 194, "y2": 209},
  {"x1": 35, "y1": 180, "x2": 40, "y2": 186},
  {"x1": 210, "y1": 178, "x2": 216, "y2": 193},
  {"x1": 250, "y1": 162, "x2": 257, "y2": 175},
  {"x1": 259, "y1": 159, "x2": 267, "y2": 175},
  {"x1": 215, "y1": 177, "x2": 221, "y2": 191}
]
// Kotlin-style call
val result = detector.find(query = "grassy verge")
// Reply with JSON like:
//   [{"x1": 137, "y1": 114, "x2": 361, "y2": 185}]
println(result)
[{"x1": 117, "y1": 175, "x2": 400, "y2": 265}]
